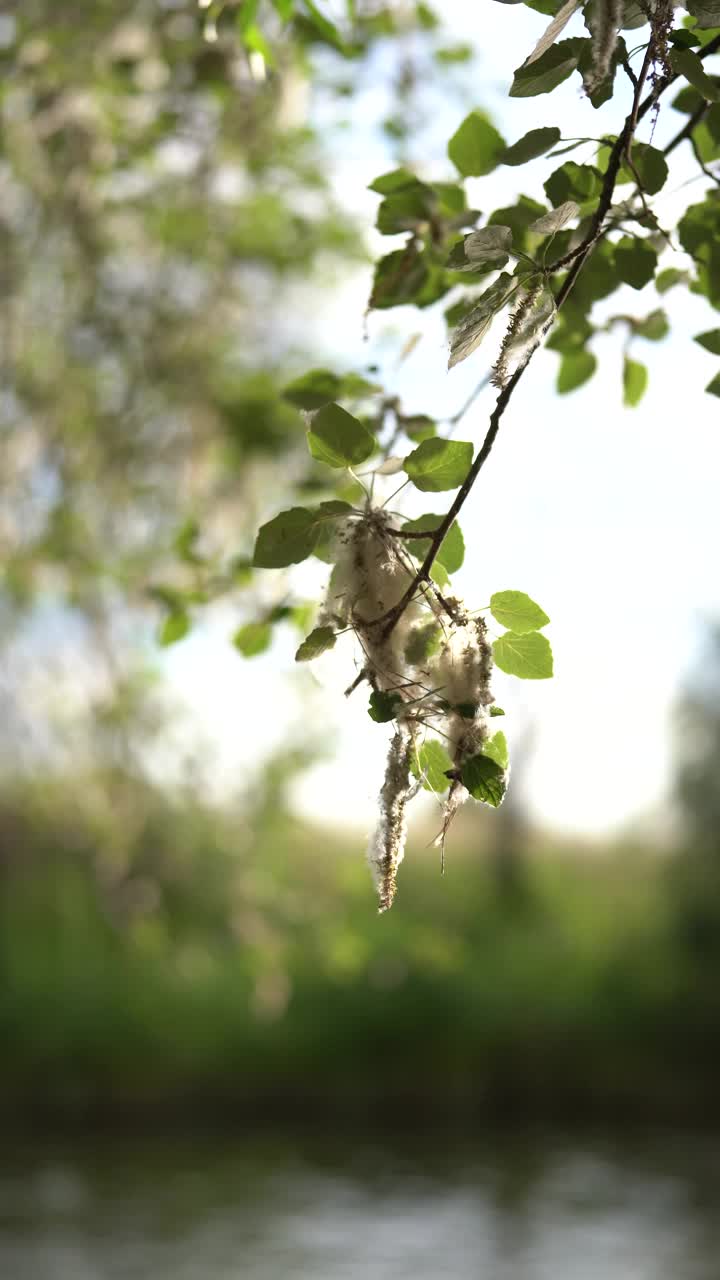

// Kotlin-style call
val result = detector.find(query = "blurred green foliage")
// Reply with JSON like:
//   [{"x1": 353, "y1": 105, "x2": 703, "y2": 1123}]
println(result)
[
  {"x1": 0, "y1": 0, "x2": 370, "y2": 628},
  {"x1": 1, "y1": 764, "x2": 720, "y2": 1122}
]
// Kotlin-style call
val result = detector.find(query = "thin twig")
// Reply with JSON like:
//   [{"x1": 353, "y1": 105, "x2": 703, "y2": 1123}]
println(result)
[{"x1": 663, "y1": 100, "x2": 709, "y2": 158}]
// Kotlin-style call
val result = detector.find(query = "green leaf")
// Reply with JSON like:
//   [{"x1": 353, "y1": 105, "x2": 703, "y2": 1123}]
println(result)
[
  {"x1": 670, "y1": 47, "x2": 720, "y2": 102},
  {"x1": 270, "y1": 0, "x2": 294, "y2": 19},
  {"x1": 404, "y1": 620, "x2": 443, "y2": 664},
  {"x1": 174, "y1": 517, "x2": 203, "y2": 565},
  {"x1": 375, "y1": 181, "x2": 434, "y2": 234},
  {"x1": 403, "y1": 439, "x2": 473, "y2": 491},
  {"x1": 614, "y1": 238, "x2": 657, "y2": 291},
  {"x1": 295, "y1": 625, "x2": 336, "y2": 661},
  {"x1": 230, "y1": 556, "x2": 254, "y2": 586},
  {"x1": 234, "y1": 621, "x2": 273, "y2": 657},
  {"x1": 454, "y1": 702, "x2": 478, "y2": 719},
  {"x1": 311, "y1": 499, "x2": 354, "y2": 563},
  {"x1": 448, "y1": 272, "x2": 518, "y2": 368},
  {"x1": 634, "y1": 309, "x2": 669, "y2": 341},
  {"x1": 448, "y1": 111, "x2": 506, "y2": 177},
  {"x1": 672, "y1": 84, "x2": 705, "y2": 113},
  {"x1": 695, "y1": 329, "x2": 720, "y2": 354},
  {"x1": 368, "y1": 690, "x2": 404, "y2": 722},
  {"x1": 668, "y1": 28, "x2": 702, "y2": 48},
  {"x1": 416, "y1": 1, "x2": 439, "y2": 28},
  {"x1": 706, "y1": 372, "x2": 720, "y2": 397},
  {"x1": 302, "y1": 0, "x2": 350, "y2": 53},
  {"x1": 254, "y1": 505, "x2": 346, "y2": 569},
  {"x1": 490, "y1": 706, "x2": 506, "y2": 717},
  {"x1": 656, "y1": 268, "x2": 690, "y2": 294},
  {"x1": 368, "y1": 168, "x2": 418, "y2": 193},
  {"x1": 544, "y1": 162, "x2": 602, "y2": 207},
  {"x1": 446, "y1": 225, "x2": 513, "y2": 272},
  {"x1": 401, "y1": 414, "x2": 436, "y2": 441},
  {"x1": 530, "y1": 201, "x2": 580, "y2": 233},
  {"x1": 158, "y1": 612, "x2": 190, "y2": 647},
  {"x1": 509, "y1": 37, "x2": 584, "y2": 98},
  {"x1": 501, "y1": 126, "x2": 562, "y2": 165},
  {"x1": 490, "y1": 590, "x2": 550, "y2": 633},
  {"x1": 283, "y1": 368, "x2": 340, "y2": 409},
  {"x1": 410, "y1": 739, "x2": 453, "y2": 793},
  {"x1": 430, "y1": 560, "x2": 450, "y2": 588},
  {"x1": 679, "y1": 196, "x2": 720, "y2": 308},
  {"x1": 307, "y1": 403, "x2": 376, "y2": 469},
  {"x1": 619, "y1": 143, "x2": 669, "y2": 196},
  {"x1": 283, "y1": 369, "x2": 379, "y2": 410},
  {"x1": 686, "y1": 0, "x2": 720, "y2": 27},
  {"x1": 431, "y1": 181, "x2": 468, "y2": 214},
  {"x1": 623, "y1": 356, "x2": 648, "y2": 408},
  {"x1": 290, "y1": 602, "x2": 316, "y2": 633},
  {"x1": 481, "y1": 730, "x2": 509, "y2": 771},
  {"x1": 557, "y1": 350, "x2": 597, "y2": 393},
  {"x1": 254, "y1": 507, "x2": 316, "y2": 568},
  {"x1": 493, "y1": 630, "x2": 554, "y2": 679},
  {"x1": 402, "y1": 514, "x2": 465, "y2": 573},
  {"x1": 461, "y1": 753, "x2": 507, "y2": 807},
  {"x1": 369, "y1": 245, "x2": 430, "y2": 310},
  {"x1": 435, "y1": 42, "x2": 474, "y2": 63},
  {"x1": 488, "y1": 195, "x2": 547, "y2": 251},
  {"x1": 546, "y1": 307, "x2": 593, "y2": 353}
]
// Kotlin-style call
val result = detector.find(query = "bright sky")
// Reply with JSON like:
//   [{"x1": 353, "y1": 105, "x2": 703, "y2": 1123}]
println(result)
[{"x1": 163, "y1": 3, "x2": 720, "y2": 840}]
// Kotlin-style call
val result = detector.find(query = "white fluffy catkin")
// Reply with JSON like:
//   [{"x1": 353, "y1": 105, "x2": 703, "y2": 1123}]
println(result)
[
  {"x1": 327, "y1": 510, "x2": 436, "y2": 696},
  {"x1": 367, "y1": 725, "x2": 414, "y2": 912}
]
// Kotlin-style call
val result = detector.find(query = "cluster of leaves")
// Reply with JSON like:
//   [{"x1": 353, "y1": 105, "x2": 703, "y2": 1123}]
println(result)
[
  {"x1": 236, "y1": 0, "x2": 720, "y2": 905},
  {"x1": 365, "y1": 3, "x2": 720, "y2": 409}
]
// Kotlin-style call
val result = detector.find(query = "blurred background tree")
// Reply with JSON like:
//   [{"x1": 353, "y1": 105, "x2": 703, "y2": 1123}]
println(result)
[{"x1": 1, "y1": 0, "x2": 720, "y2": 1132}]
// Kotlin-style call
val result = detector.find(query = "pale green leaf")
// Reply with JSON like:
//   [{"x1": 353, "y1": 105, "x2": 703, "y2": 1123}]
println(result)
[
  {"x1": 493, "y1": 630, "x2": 554, "y2": 679},
  {"x1": 448, "y1": 111, "x2": 506, "y2": 177},
  {"x1": 622, "y1": 356, "x2": 648, "y2": 408},
  {"x1": 501, "y1": 126, "x2": 562, "y2": 165},
  {"x1": 530, "y1": 200, "x2": 580, "y2": 233},
  {"x1": 615, "y1": 237, "x2": 657, "y2": 290},
  {"x1": 670, "y1": 47, "x2": 720, "y2": 102},
  {"x1": 686, "y1": 0, "x2": 720, "y2": 26},
  {"x1": 481, "y1": 730, "x2": 509, "y2": 771},
  {"x1": 158, "y1": 612, "x2": 190, "y2": 647},
  {"x1": 234, "y1": 621, "x2": 272, "y2": 657},
  {"x1": 411, "y1": 739, "x2": 453, "y2": 793},
  {"x1": 253, "y1": 507, "x2": 319, "y2": 568},
  {"x1": 510, "y1": 37, "x2": 584, "y2": 98},
  {"x1": 461, "y1": 753, "x2": 507, "y2": 807},
  {"x1": 557, "y1": 350, "x2": 597, "y2": 393},
  {"x1": 401, "y1": 514, "x2": 465, "y2": 573},
  {"x1": 447, "y1": 225, "x2": 513, "y2": 272},
  {"x1": 307, "y1": 403, "x2": 376, "y2": 469},
  {"x1": 403, "y1": 439, "x2": 473, "y2": 491},
  {"x1": 295, "y1": 625, "x2": 336, "y2": 661},
  {"x1": 490, "y1": 590, "x2": 550, "y2": 633}
]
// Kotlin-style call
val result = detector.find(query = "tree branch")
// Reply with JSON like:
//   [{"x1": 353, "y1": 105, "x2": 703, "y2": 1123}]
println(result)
[{"x1": 375, "y1": 30, "x2": 720, "y2": 637}]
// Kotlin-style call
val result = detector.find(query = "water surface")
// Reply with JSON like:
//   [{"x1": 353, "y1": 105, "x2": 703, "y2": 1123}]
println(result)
[{"x1": 2, "y1": 1128, "x2": 719, "y2": 1279}]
